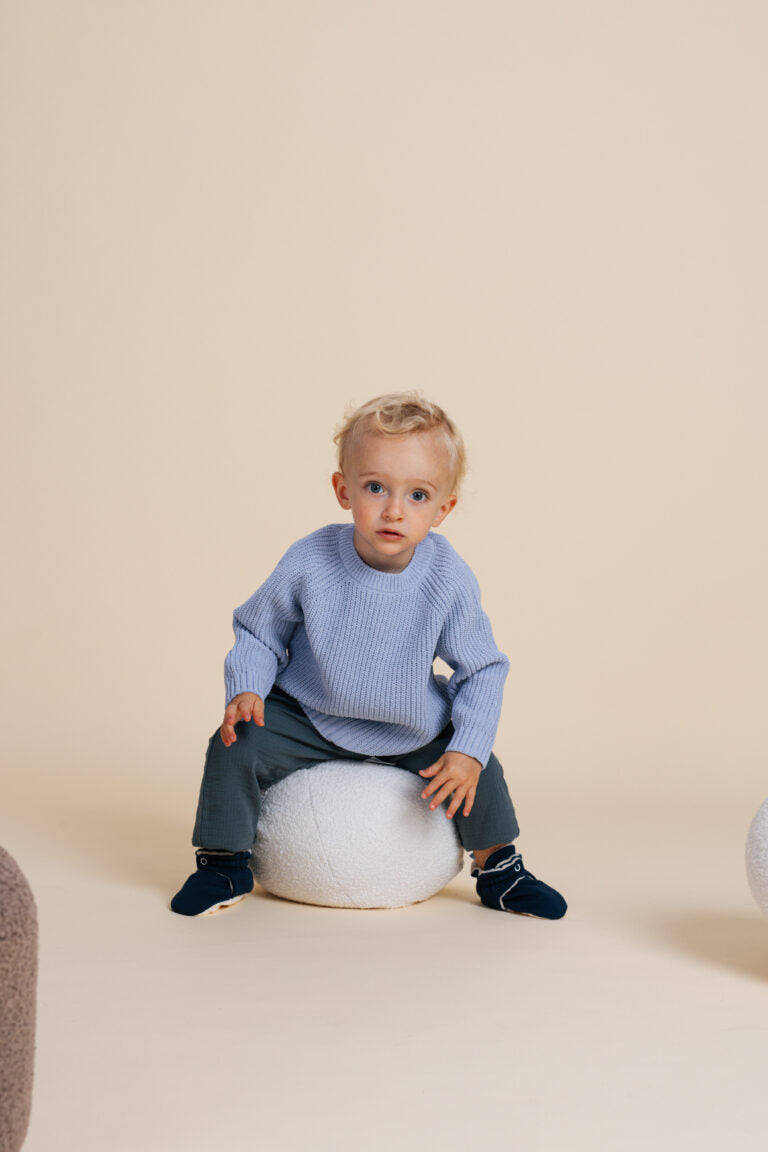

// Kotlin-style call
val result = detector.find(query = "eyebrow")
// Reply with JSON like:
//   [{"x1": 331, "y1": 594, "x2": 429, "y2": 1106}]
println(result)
[{"x1": 359, "y1": 473, "x2": 437, "y2": 491}]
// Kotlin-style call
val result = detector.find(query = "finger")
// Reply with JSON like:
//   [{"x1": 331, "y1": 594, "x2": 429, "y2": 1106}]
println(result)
[
  {"x1": 223, "y1": 701, "x2": 243, "y2": 740},
  {"x1": 428, "y1": 781, "x2": 459, "y2": 810},
  {"x1": 463, "y1": 787, "x2": 476, "y2": 817},
  {"x1": 220, "y1": 714, "x2": 237, "y2": 744},
  {"x1": 252, "y1": 697, "x2": 265, "y2": 726},
  {"x1": 418, "y1": 761, "x2": 442, "y2": 778},
  {"x1": 445, "y1": 786, "x2": 467, "y2": 820},
  {"x1": 421, "y1": 770, "x2": 448, "y2": 800}
]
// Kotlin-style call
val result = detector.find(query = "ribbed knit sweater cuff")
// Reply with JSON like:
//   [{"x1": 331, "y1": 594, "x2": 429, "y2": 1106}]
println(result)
[{"x1": 225, "y1": 669, "x2": 275, "y2": 706}]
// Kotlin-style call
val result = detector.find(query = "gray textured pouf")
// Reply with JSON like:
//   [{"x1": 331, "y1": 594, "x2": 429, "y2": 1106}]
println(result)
[
  {"x1": 252, "y1": 760, "x2": 465, "y2": 908},
  {"x1": 0, "y1": 847, "x2": 38, "y2": 1152},
  {"x1": 746, "y1": 798, "x2": 768, "y2": 914}
]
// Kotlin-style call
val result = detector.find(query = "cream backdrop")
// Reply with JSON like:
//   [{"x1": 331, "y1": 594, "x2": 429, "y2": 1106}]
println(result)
[{"x1": 2, "y1": 1, "x2": 766, "y2": 837}]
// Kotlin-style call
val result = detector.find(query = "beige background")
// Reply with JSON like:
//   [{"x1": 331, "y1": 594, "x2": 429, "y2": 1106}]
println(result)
[{"x1": 2, "y1": 3, "x2": 767, "y2": 1150}]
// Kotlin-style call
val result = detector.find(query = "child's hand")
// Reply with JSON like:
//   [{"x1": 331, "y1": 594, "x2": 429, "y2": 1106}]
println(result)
[
  {"x1": 220, "y1": 692, "x2": 265, "y2": 746},
  {"x1": 419, "y1": 751, "x2": 482, "y2": 819}
]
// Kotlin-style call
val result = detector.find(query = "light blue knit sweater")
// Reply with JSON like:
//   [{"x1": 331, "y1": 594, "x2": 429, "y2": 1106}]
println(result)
[{"x1": 224, "y1": 522, "x2": 510, "y2": 769}]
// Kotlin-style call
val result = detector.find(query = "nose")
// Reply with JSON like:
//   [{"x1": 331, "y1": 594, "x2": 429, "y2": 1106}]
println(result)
[{"x1": 382, "y1": 495, "x2": 403, "y2": 521}]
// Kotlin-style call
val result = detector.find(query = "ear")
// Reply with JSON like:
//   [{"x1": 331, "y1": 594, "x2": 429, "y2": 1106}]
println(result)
[
  {"x1": 332, "y1": 471, "x2": 351, "y2": 510},
  {"x1": 431, "y1": 493, "x2": 458, "y2": 528}
]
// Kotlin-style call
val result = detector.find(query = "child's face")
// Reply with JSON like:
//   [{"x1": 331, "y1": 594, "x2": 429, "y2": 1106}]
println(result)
[{"x1": 332, "y1": 428, "x2": 458, "y2": 573}]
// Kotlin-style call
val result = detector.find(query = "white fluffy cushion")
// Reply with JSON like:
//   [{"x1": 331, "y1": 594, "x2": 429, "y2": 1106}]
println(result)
[
  {"x1": 746, "y1": 798, "x2": 768, "y2": 914},
  {"x1": 251, "y1": 760, "x2": 465, "y2": 909}
]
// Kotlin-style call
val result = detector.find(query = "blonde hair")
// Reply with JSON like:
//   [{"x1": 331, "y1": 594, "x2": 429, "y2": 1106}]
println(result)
[{"x1": 332, "y1": 391, "x2": 466, "y2": 497}]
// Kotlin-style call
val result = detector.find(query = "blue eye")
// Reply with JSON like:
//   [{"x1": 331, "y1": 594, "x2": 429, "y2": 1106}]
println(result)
[
  {"x1": 366, "y1": 482, "x2": 384, "y2": 494},
  {"x1": 411, "y1": 490, "x2": 429, "y2": 503}
]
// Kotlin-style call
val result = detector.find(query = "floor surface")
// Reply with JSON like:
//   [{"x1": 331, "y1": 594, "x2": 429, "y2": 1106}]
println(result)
[{"x1": 5, "y1": 789, "x2": 768, "y2": 1152}]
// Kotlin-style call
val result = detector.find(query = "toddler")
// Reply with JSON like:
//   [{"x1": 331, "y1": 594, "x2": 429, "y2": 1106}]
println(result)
[{"x1": 171, "y1": 392, "x2": 566, "y2": 920}]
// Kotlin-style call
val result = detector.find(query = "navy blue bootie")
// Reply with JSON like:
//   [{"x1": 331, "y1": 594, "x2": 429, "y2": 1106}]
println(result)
[
  {"x1": 170, "y1": 849, "x2": 254, "y2": 917},
  {"x1": 471, "y1": 845, "x2": 567, "y2": 919}
]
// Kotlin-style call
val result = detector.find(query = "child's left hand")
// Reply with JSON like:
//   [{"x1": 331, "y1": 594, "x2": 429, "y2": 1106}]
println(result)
[{"x1": 419, "y1": 751, "x2": 482, "y2": 819}]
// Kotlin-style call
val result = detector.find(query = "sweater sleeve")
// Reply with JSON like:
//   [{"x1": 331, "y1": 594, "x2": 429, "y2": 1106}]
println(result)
[
  {"x1": 223, "y1": 544, "x2": 304, "y2": 705},
  {"x1": 435, "y1": 568, "x2": 510, "y2": 769}
]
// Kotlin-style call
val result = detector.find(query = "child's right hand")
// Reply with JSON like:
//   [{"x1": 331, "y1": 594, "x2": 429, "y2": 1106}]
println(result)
[{"x1": 220, "y1": 692, "x2": 265, "y2": 746}]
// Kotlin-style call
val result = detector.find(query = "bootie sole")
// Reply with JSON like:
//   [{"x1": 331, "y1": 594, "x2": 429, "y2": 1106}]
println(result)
[
  {"x1": 170, "y1": 892, "x2": 248, "y2": 917},
  {"x1": 199, "y1": 893, "x2": 248, "y2": 916}
]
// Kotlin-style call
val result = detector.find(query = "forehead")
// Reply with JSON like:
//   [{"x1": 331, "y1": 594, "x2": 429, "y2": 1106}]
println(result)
[{"x1": 349, "y1": 429, "x2": 452, "y2": 482}]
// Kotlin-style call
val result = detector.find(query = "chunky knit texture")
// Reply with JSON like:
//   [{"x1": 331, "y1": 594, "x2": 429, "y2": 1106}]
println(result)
[
  {"x1": 224, "y1": 522, "x2": 509, "y2": 769},
  {"x1": 0, "y1": 846, "x2": 37, "y2": 1152}
]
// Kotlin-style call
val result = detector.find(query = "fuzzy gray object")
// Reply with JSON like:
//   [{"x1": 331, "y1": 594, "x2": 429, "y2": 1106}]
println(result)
[
  {"x1": 0, "y1": 847, "x2": 38, "y2": 1152},
  {"x1": 746, "y1": 798, "x2": 768, "y2": 914},
  {"x1": 252, "y1": 760, "x2": 465, "y2": 908}
]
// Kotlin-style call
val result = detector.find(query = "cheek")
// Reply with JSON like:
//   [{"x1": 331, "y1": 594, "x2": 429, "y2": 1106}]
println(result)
[{"x1": 356, "y1": 495, "x2": 377, "y2": 519}]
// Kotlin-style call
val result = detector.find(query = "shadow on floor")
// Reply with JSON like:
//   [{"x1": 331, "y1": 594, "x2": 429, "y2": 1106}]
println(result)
[{"x1": 649, "y1": 911, "x2": 768, "y2": 982}]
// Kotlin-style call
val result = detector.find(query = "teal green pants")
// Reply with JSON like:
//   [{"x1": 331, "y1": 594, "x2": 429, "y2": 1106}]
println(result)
[{"x1": 192, "y1": 684, "x2": 520, "y2": 854}]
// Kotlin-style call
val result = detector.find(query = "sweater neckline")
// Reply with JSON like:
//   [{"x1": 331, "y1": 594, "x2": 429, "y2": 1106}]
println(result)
[{"x1": 337, "y1": 522, "x2": 434, "y2": 592}]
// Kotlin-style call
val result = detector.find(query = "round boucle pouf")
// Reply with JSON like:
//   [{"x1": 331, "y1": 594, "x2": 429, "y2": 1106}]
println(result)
[
  {"x1": 251, "y1": 760, "x2": 465, "y2": 908},
  {"x1": 0, "y1": 846, "x2": 38, "y2": 1152},
  {"x1": 746, "y1": 798, "x2": 768, "y2": 914}
]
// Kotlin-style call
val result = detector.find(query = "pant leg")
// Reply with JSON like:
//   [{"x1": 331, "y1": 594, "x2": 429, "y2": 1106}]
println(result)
[
  {"x1": 390, "y1": 726, "x2": 520, "y2": 852},
  {"x1": 191, "y1": 686, "x2": 372, "y2": 851}
]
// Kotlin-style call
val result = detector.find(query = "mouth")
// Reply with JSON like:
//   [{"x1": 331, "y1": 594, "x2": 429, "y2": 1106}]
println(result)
[{"x1": 377, "y1": 530, "x2": 403, "y2": 539}]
